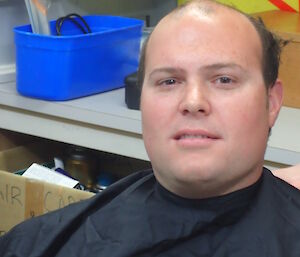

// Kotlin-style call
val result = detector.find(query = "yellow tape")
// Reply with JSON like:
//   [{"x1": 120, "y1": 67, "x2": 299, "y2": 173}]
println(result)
[{"x1": 177, "y1": 0, "x2": 299, "y2": 13}]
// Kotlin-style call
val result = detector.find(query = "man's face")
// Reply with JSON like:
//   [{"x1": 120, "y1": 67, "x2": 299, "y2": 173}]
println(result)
[{"x1": 140, "y1": 8, "x2": 282, "y2": 198}]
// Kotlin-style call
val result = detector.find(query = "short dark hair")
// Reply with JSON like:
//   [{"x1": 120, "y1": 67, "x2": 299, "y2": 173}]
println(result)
[
  {"x1": 137, "y1": 0, "x2": 288, "y2": 89},
  {"x1": 247, "y1": 15, "x2": 288, "y2": 88}
]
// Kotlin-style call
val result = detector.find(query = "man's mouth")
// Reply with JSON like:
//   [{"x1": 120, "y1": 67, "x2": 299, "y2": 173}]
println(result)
[
  {"x1": 173, "y1": 129, "x2": 220, "y2": 146},
  {"x1": 177, "y1": 134, "x2": 211, "y2": 140},
  {"x1": 174, "y1": 130, "x2": 219, "y2": 140}
]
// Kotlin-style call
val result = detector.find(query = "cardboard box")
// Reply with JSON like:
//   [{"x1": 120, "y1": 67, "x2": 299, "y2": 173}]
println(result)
[
  {"x1": 0, "y1": 136, "x2": 94, "y2": 235},
  {"x1": 253, "y1": 10, "x2": 300, "y2": 108},
  {"x1": 0, "y1": 170, "x2": 94, "y2": 236},
  {"x1": 0, "y1": 129, "x2": 57, "y2": 173},
  {"x1": 0, "y1": 129, "x2": 37, "y2": 152},
  {"x1": 0, "y1": 143, "x2": 47, "y2": 173},
  {"x1": 0, "y1": 141, "x2": 62, "y2": 173}
]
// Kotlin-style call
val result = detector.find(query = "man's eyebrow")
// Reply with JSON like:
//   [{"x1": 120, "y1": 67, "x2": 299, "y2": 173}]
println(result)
[
  {"x1": 148, "y1": 67, "x2": 185, "y2": 78},
  {"x1": 201, "y1": 63, "x2": 246, "y2": 72},
  {"x1": 148, "y1": 63, "x2": 246, "y2": 79}
]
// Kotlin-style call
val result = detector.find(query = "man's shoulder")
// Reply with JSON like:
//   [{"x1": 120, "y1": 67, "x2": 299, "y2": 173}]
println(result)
[
  {"x1": 264, "y1": 167, "x2": 300, "y2": 201},
  {"x1": 258, "y1": 168, "x2": 300, "y2": 228}
]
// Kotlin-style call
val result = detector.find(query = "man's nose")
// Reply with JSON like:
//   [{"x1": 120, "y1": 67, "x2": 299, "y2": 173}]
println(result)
[{"x1": 178, "y1": 81, "x2": 211, "y2": 115}]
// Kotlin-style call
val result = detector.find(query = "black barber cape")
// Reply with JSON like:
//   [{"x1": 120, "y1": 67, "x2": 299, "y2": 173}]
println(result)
[{"x1": 1, "y1": 168, "x2": 300, "y2": 257}]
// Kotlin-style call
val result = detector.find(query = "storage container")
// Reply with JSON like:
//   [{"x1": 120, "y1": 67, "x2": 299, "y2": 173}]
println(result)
[{"x1": 14, "y1": 15, "x2": 143, "y2": 101}]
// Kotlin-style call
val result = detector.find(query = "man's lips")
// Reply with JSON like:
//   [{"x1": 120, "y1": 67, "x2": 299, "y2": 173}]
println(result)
[{"x1": 173, "y1": 129, "x2": 220, "y2": 141}]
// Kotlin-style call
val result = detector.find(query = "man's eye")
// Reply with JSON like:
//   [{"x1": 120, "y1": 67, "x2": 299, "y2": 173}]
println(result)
[
  {"x1": 159, "y1": 79, "x2": 177, "y2": 86},
  {"x1": 216, "y1": 76, "x2": 233, "y2": 84}
]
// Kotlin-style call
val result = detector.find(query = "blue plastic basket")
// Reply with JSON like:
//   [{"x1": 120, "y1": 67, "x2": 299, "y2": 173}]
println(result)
[{"x1": 14, "y1": 15, "x2": 143, "y2": 101}]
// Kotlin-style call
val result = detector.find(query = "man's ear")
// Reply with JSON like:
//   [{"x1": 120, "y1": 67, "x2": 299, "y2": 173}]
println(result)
[{"x1": 268, "y1": 79, "x2": 283, "y2": 128}]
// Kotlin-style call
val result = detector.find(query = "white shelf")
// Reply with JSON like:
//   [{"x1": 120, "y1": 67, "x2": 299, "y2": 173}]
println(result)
[
  {"x1": 0, "y1": 82, "x2": 147, "y2": 160},
  {"x1": 0, "y1": 81, "x2": 299, "y2": 165}
]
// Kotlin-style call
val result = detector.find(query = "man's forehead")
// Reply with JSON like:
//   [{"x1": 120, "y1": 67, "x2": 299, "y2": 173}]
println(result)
[
  {"x1": 155, "y1": 0, "x2": 256, "y2": 34},
  {"x1": 143, "y1": 2, "x2": 263, "y2": 79},
  {"x1": 151, "y1": 17, "x2": 252, "y2": 54},
  {"x1": 147, "y1": 1, "x2": 261, "y2": 57}
]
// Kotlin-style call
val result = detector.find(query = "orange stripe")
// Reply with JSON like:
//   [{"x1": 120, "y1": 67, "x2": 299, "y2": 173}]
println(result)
[{"x1": 268, "y1": 0, "x2": 297, "y2": 12}]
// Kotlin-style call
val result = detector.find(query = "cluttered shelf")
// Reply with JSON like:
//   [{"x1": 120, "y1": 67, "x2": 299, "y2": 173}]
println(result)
[{"x1": 0, "y1": 81, "x2": 299, "y2": 165}]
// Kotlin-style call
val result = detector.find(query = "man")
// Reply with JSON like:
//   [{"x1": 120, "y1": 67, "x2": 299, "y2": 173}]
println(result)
[
  {"x1": 140, "y1": 1, "x2": 283, "y2": 199},
  {"x1": 1, "y1": 1, "x2": 300, "y2": 256}
]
